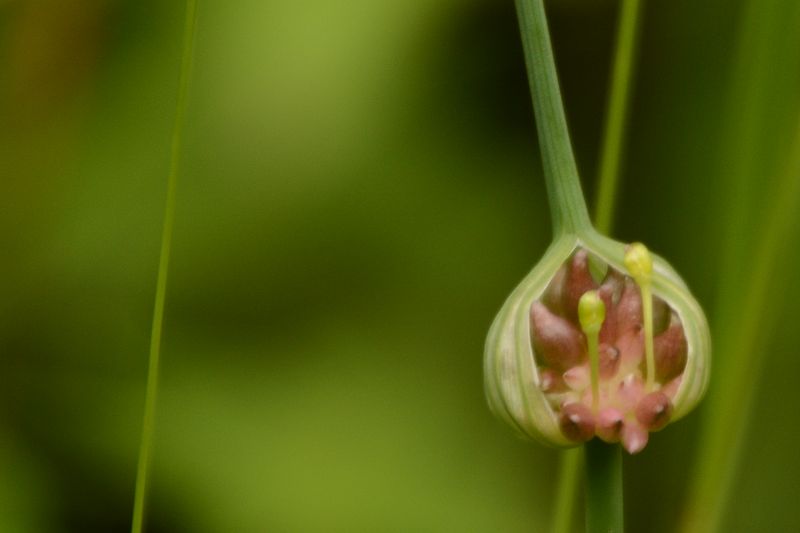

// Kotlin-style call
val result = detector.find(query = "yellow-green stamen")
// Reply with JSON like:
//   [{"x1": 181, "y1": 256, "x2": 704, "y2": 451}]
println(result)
[
  {"x1": 624, "y1": 242, "x2": 656, "y2": 390},
  {"x1": 579, "y1": 290, "x2": 606, "y2": 412}
]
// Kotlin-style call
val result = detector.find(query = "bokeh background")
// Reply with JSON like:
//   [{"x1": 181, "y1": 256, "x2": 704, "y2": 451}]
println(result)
[{"x1": 1, "y1": 0, "x2": 799, "y2": 531}]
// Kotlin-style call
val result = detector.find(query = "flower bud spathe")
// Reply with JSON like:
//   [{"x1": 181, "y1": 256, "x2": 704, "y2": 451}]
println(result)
[{"x1": 484, "y1": 233, "x2": 710, "y2": 452}]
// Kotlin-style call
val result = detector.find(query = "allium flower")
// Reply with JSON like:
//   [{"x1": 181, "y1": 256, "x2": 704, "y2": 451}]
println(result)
[{"x1": 484, "y1": 236, "x2": 710, "y2": 453}]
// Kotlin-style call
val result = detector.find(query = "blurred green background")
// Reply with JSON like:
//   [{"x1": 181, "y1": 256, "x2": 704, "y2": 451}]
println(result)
[{"x1": 1, "y1": 0, "x2": 799, "y2": 531}]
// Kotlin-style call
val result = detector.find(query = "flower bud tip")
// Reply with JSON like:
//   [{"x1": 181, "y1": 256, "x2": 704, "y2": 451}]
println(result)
[
  {"x1": 578, "y1": 290, "x2": 606, "y2": 335},
  {"x1": 624, "y1": 242, "x2": 653, "y2": 284},
  {"x1": 559, "y1": 402, "x2": 595, "y2": 442}
]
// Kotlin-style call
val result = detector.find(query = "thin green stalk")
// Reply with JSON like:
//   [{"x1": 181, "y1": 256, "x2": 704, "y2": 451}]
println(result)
[
  {"x1": 131, "y1": 2, "x2": 198, "y2": 532},
  {"x1": 680, "y1": 1, "x2": 800, "y2": 531},
  {"x1": 549, "y1": 2, "x2": 644, "y2": 531},
  {"x1": 514, "y1": 0, "x2": 591, "y2": 237},
  {"x1": 584, "y1": 441, "x2": 624, "y2": 533},
  {"x1": 680, "y1": 116, "x2": 800, "y2": 533},
  {"x1": 594, "y1": 0, "x2": 643, "y2": 234}
]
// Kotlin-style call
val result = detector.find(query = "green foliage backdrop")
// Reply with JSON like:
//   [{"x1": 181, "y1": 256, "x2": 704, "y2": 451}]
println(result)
[{"x1": 1, "y1": 0, "x2": 798, "y2": 531}]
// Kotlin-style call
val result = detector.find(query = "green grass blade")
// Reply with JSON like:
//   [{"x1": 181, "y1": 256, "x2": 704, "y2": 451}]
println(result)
[
  {"x1": 131, "y1": 2, "x2": 198, "y2": 532},
  {"x1": 594, "y1": 0, "x2": 643, "y2": 235},
  {"x1": 681, "y1": 115, "x2": 800, "y2": 533},
  {"x1": 680, "y1": 1, "x2": 800, "y2": 529}
]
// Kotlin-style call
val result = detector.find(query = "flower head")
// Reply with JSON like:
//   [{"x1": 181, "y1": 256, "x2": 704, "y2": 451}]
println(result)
[{"x1": 484, "y1": 235, "x2": 710, "y2": 453}]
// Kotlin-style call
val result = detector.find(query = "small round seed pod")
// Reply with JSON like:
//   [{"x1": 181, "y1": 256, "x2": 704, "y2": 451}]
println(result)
[{"x1": 484, "y1": 234, "x2": 711, "y2": 450}]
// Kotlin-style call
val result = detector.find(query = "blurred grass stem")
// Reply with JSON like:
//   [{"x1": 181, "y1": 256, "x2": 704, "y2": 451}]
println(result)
[
  {"x1": 131, "y1": 1, "x2": 198, "y2": 532},
  {"x1": 680, "y1": 1, "x2": 800, "y2": 530},
  {"x1": 514, "y1": 0, "x2": 591, "y2": 238},
  {"x1": 680, "y1": 116, "x2": 800, "y2": 533},
  {"x1": 594, "y1": 0, "x2": 643, "y2": 233}
]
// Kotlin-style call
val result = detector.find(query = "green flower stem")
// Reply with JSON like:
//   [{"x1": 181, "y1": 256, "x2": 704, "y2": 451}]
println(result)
[
  {"x1": 131, "y1": 1, "x2": 198, "y2": 532},
  {"x1": 585, "y1": 440, "x2": 624, "y2": 533},
  {"x1": 594, "y1": 0, "x2": 644, "y2": 234},
  {"x1": 514, "y1": 0, "x2": 591, "y2": 237}
]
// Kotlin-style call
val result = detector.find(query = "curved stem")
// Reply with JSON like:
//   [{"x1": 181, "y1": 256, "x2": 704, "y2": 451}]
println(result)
[
  {"x1": 594, "y1": 0, "x2": 644, "y2": 234},
  {"x1": 585, "y1": 441, "x2": 624, "y2": 533},
  {"x1": 514, "y1": 0, "x2": 592, "y2": 236},
  {"x1": 131, "y1": 2, "x2": 198, "y2": 532}
]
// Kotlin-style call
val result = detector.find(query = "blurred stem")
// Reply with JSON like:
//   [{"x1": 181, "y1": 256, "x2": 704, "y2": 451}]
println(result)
[
  {"x1": 514, "y1": 0, "x2": 591, "y2": 237},
  {"x1": 594, "y1": 0, "x2": 644, "y2": 234},
  {"x1": 131, "y1": 1, "x2": 198, "y2": 532},
  {"x1": 679, "y1": 1, "x2": 800, "y2": 531},
  {"x1": 584, "y1": 441, "x2": 624, "y2": 533},
  {"x1": 680, "y1": 117, "x2": 800, "y2": 533},
  {"x1": 550, "y1": 1, "x2": 643, "y2": 531}
]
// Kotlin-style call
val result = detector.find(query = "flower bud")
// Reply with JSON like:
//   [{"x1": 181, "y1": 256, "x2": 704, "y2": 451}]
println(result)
[
  {"x1": 621, "y1": 422, "x2": 649, "y2": 455},
  {"x1": 596, "y1": 407, "x2": 624, "y2": 443},
  {"x1": 559, "y1": 402, "x2": 595, "y2": 442},
  {"x1": 654, "y1": 314, "x2": 689, "y2": 382},
  {"x1": 529, "y1": 302, "x2": 585, "y2": 370},
  {"x1": 484, "y1": 234, "x2": 710, "y2": 451},
  {"x1": 635, "y1": 391, "x2": 673, "y2": 431}
]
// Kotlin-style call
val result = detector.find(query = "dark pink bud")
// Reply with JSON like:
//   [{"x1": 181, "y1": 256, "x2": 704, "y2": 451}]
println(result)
[
  {"x1": 598, "y1": 272, "x2": 623, "y2": 344},
  {"x1": 598, "y1": 343, "x2": 621, "y2": 379},
  {"x1": 654, "y1": 315, "x2": 688, "y2": 382},
  {"x1": 562, "y1": 250, "x2": 598, "y2": 323},
  {"x1": 530, "y1": 302, "x2": 585, "y2": 370},
  {"x1": 635, "y1": 391, "x2": 673, "y2": 431},
  {"x1": 596, "y1": 407, "x2": 624, "y2": 443},
  {"x1": 559, "y1": 402, "x2": 595, "y2": 442},
  {"x1": 615, "y1": 279, "x2": 643, "y2": 336}
]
